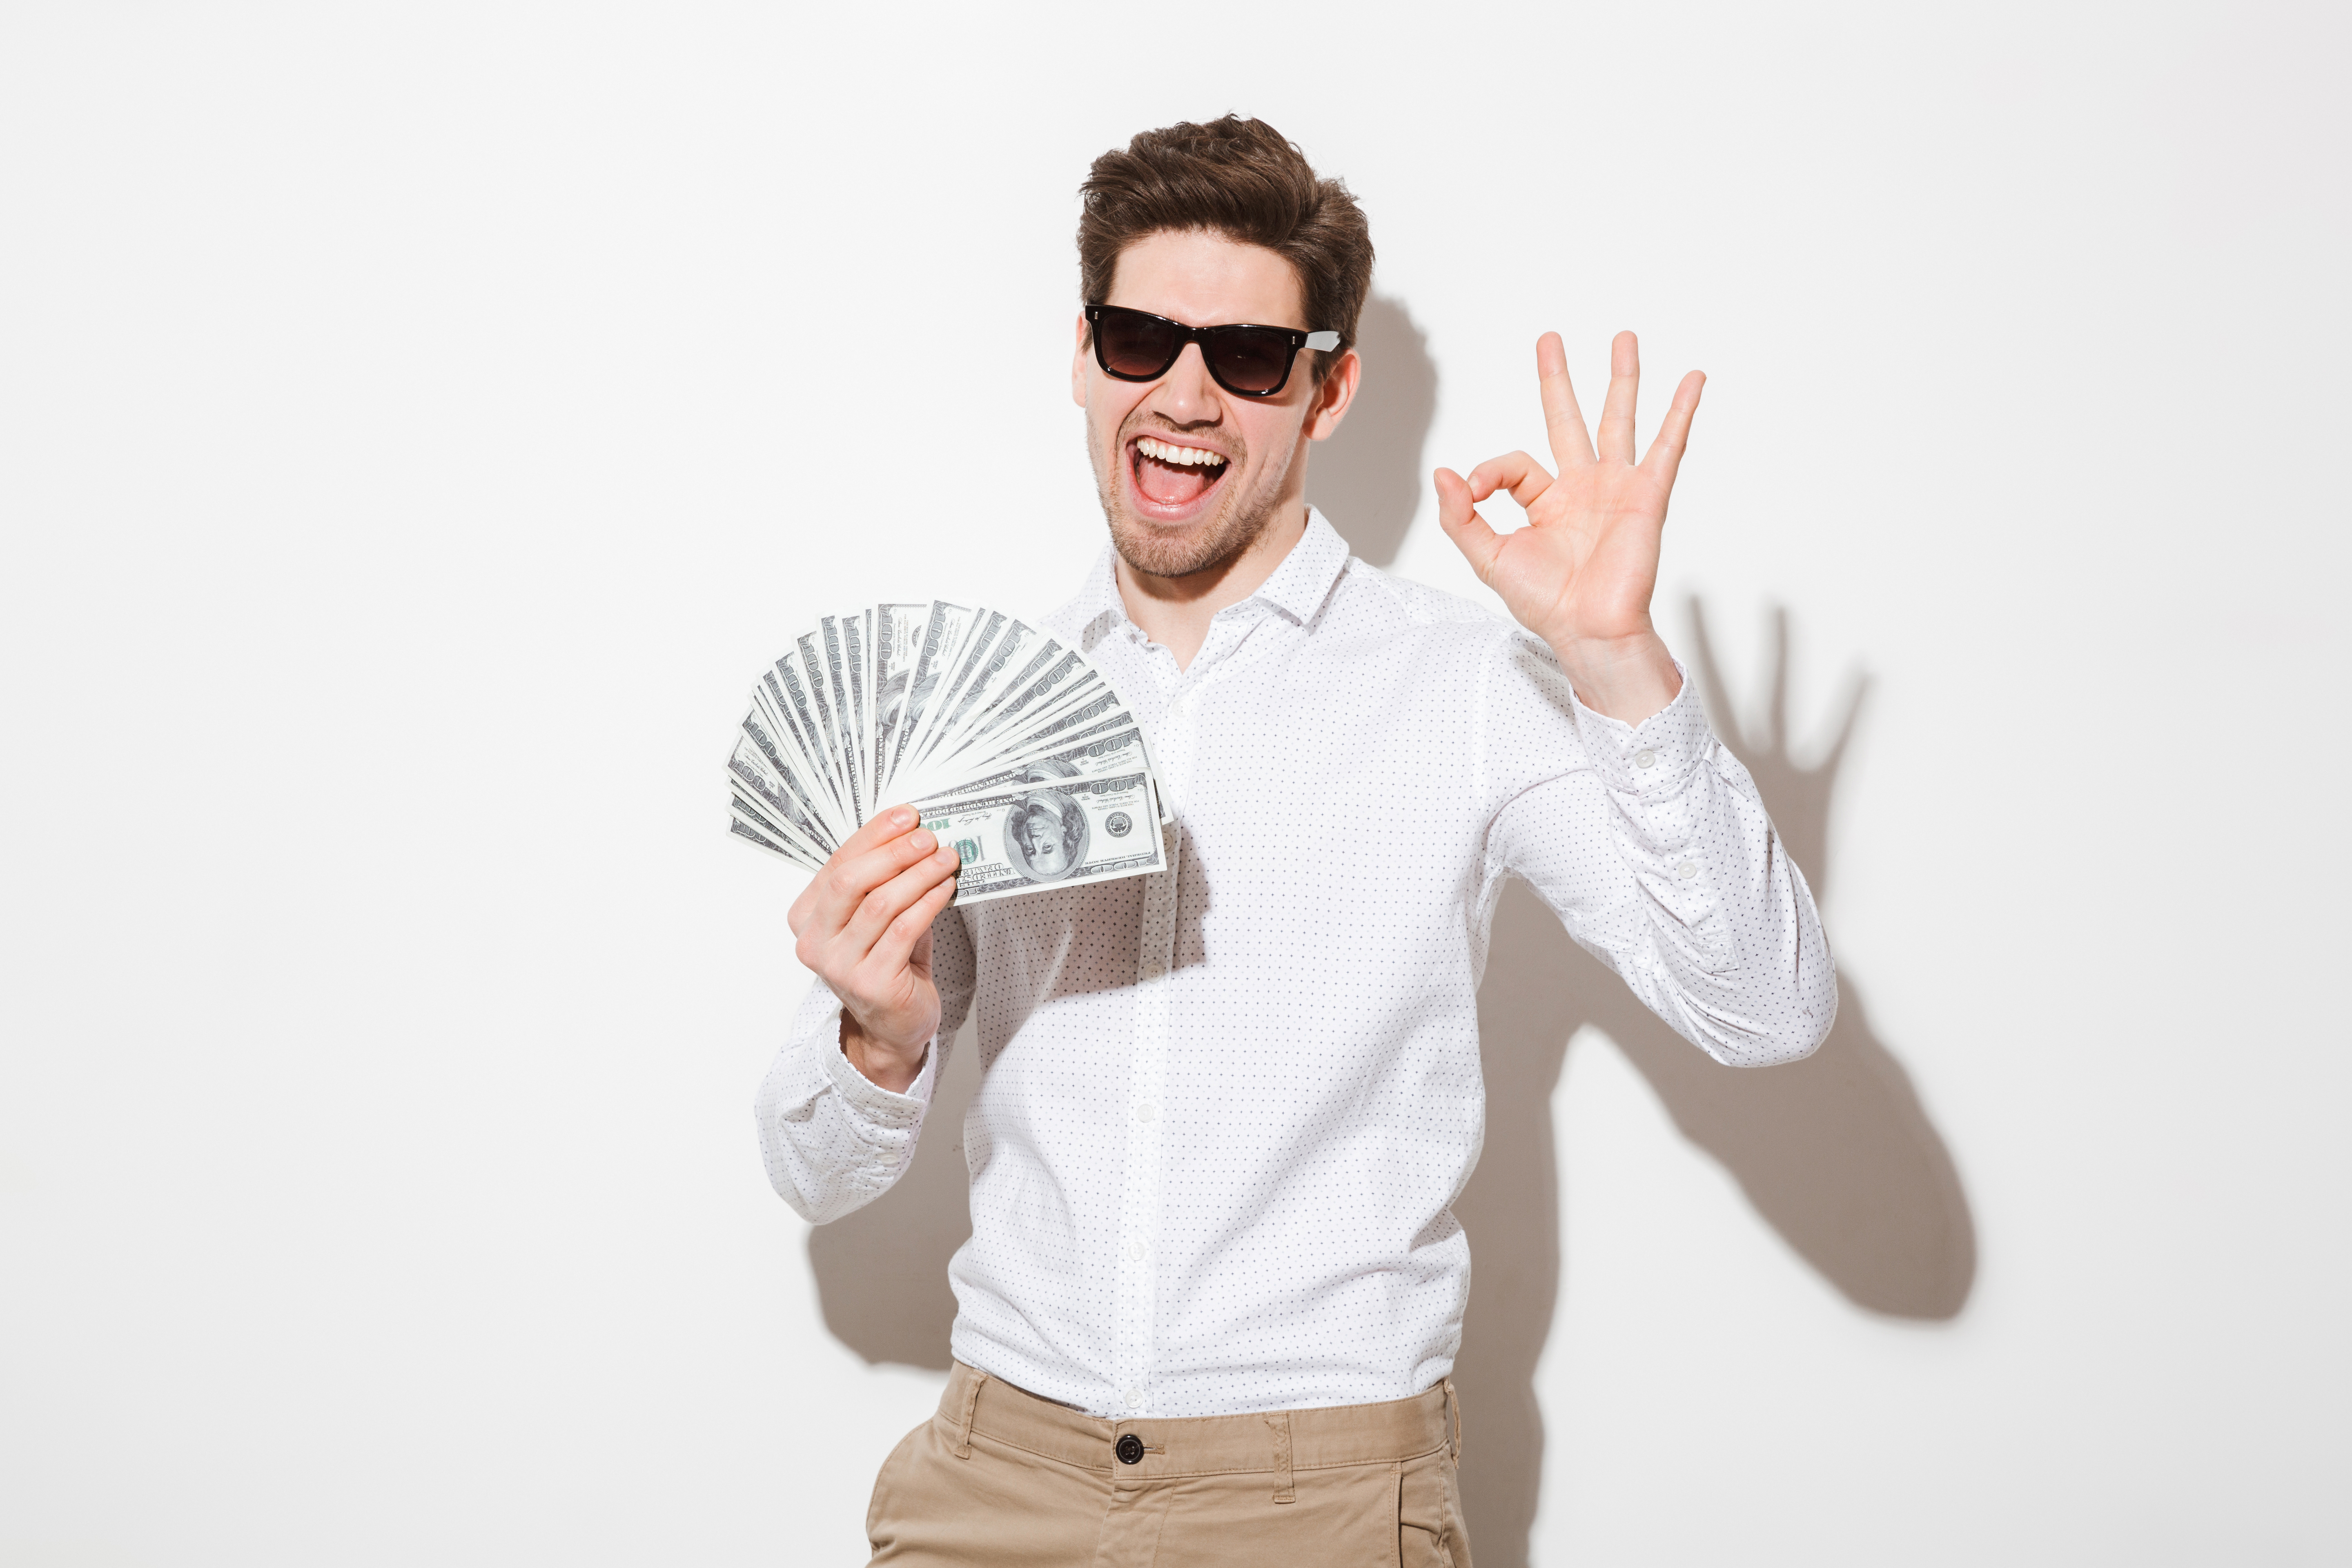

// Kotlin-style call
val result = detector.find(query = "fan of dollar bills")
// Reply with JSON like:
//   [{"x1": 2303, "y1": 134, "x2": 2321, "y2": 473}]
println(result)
[{"x1": 727, "y1": 603, "x2": 1168, "y2": 904}]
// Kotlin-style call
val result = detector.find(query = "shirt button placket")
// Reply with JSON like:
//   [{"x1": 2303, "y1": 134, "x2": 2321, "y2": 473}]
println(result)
[{"x1": 1118, "y1": 678, "x2": 1188, "y2": 1417}]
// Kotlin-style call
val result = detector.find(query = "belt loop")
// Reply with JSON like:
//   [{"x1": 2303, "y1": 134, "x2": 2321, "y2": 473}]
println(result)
[
  {"x1": 1443, "y1": 1379, "x2": 1461, "y2": 1462},
  {"x1": 951, "y1": 1367, "x2": 985, "y2": 1461},
  {"x1": 1268, "y1": 1411, "x2": 1295, "y2": 1504}
]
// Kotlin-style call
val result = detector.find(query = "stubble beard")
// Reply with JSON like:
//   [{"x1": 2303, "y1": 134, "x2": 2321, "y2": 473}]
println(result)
[{"x1": 1093, "y1": 413, "x2": 1293, "y2": 583}]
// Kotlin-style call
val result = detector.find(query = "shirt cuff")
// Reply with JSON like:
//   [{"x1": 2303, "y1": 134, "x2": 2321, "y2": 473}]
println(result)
[
  {"x1": 792, "y1": 979, "x2": 937, "y2": 1127},
  {"x1": 1569, "y1": 659, "x2": 1713, "y2": 798}
]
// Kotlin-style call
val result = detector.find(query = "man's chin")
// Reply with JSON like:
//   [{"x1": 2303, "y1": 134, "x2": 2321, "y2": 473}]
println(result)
[{"x1": 1107, "y1": 499, "x2": 1263, "y2": 582}]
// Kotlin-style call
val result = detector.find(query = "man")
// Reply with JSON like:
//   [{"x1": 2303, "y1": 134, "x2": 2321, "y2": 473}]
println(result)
[{"x1": 759, "y1": 116, "x2": 1834, "y2": 1566}]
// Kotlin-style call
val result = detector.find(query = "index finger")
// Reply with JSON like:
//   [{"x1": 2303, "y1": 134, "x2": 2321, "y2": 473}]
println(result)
[
  {"x1": 787, "y1": 804, "x2": 927, "y2": 932},
  {"x1": 1536, "y1": 332, "x2": 1597, "y2": 471},
  {"x1": 853, "y1": 803, "x2": 925, "y2": 853},
  {"x1": 1465, "y1": 450, "x2": 1557, "y2": 510}
]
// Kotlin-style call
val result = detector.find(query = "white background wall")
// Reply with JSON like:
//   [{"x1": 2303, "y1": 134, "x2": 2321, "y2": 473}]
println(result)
[{"x1": 2, "y1": 2, "x2": 2345, "y2": 1563}]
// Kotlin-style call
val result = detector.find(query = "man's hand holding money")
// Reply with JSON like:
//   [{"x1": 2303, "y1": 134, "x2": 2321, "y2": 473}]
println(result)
[
  {"x1": 734, "y1": 599, "x2": 1172, "y2": 1091},
  {"x1": 788, "y1": 805, "x2": 962, "y2": 1094}
]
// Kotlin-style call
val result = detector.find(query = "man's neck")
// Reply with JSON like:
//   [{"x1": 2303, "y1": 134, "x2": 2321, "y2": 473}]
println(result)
[{"x1": 1115, "y1": 502, "x2": 1309, "y2": 672}]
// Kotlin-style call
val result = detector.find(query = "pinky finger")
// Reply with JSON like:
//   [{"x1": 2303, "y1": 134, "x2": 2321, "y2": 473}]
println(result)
[{"x1": 1641, "y1": 370, "x2": 1706, "y2": 488}]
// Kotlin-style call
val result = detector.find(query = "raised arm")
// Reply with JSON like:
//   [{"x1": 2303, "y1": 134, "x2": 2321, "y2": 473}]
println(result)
[
  {"x1": 1488, "y1": 635, "x2": 1837, "y2": 1068},
  {"x1": 1450, "y1": 332, "x2": 1833, "y2": 1064}
]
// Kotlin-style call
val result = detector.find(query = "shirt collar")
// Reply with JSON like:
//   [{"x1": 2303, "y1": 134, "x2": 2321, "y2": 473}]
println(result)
[
  {"x1": 1070, "y1": 506, "x2": 1353, "y2": 652},
  {"x1": 1071, "y1": 546, "x2": 1126, "y2": 654},
  {"x1": 1250, "y1": 507, "x2": 1351, "y2": 626}
]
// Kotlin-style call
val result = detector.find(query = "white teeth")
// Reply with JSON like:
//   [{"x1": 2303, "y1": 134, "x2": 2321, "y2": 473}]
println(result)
[{"x1": 1137, "y1": 436, "x2": 1227, "y2": 468}]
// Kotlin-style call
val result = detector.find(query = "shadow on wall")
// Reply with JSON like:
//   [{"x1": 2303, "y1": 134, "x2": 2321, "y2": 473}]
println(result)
[
  {"x1": 1308, "y1": 294, "x2": 1438, "y2": 567},
  {"x1": 1448, "y1": 601, "x2": 1976, "y2": 1567},
  {"x1": 804, "y1": 292, "x2": 1974, "y2": 1568}
]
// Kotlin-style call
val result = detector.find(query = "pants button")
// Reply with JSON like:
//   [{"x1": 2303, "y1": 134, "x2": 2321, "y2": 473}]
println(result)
[{"x1": 1115, "y1": 1433, "x2": 1145, "y2": 1465}]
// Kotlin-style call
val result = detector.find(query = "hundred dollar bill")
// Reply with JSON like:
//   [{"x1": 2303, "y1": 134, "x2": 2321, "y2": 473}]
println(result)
[
  {"x1": 869, "y1": 602, "x2": 929, "y2": 799},
  {"x1": 729, "y1": 813, "x2": 811, "y2": 866},
  {"x1": 795, "y1": 633, "x2": 854, "y2": 818},
  {"x1": 972, "y1": 684, "x2": 1127, "y2": 762},
  {"x1": 928, "y1": 726, "x2": 1149, "y2": 801},
  {"x1": 750, "y1": 678, "x2": 850, "y2": 844},
  {"x1": 936, "y1": 677, "x2": 1119, "y2": 780},
  {"x1": 764, "y1": 656, "x2": 849, "y2": 831},
  {"x1": 913, "y1": 768, "x2": 1165, "y2": 904},
  {"x1": 821, "y1": 613, "x2": 868, "y2": 825},
  {"x1": 732, "y1": 602, "x2": 1169, "y2": 902},
  {"x1": 902, "y1": 612, "x2": 1028, "y2": 785},
  {"x1": 889, "y1": 600, "x2": 974, "y2": 788},
  {"x1": 731, "y1": 791, "x2": 824, "y2": 871},
  {"x1": 729, "y1": 733, "x2": 837, "y2": 859},
  {"x1": 946, "y1": 646, "x2": 1100, "y2": 766}
]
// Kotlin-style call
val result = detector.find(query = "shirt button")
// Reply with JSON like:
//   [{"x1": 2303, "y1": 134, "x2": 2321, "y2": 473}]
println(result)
[
  {"x1": 1635, "y1": 748, "x2": 1657, "y2": 769},
  {"x1": 1116, "y1": 1432, "x2": 1145, "y2": 1464},
  {"x1": 1676, "y1": 860, "x2": 1698, "y2": 880},
  {"x1": 1127, "y1": 1238, "x2": 1147, "y2": 1262},
  {"x1": 1135, "y1": 1101, "x2": 1158, "y2": 1123}
]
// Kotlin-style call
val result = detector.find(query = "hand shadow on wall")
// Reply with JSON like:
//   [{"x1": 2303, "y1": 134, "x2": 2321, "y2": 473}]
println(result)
[{"x1": 1449, "y1": 601, "x2": 1977, "y2": 1567}]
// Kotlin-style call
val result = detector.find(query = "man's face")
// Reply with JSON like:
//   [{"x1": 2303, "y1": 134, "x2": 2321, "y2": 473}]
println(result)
[
  {"x1": 1021, "y1": 813, "x2": 1067, "y2": 871},
  {"x1": 1074, "y1": 229, "x2": 1356, "y2": 581}
]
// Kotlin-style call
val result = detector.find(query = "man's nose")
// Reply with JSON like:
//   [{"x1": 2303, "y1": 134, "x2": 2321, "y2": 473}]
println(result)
[{"x1": 1151, "y1": 341, "x2": 1221, "y2": 419}]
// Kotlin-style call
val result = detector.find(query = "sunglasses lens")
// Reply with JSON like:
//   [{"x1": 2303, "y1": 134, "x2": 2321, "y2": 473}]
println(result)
[
  {"x1": 1096, "y1": 310, "x2": 1179, "y2": 380},
  {"x1": 1209, "y1": 328, "x2": 1293, "y2": 395}
]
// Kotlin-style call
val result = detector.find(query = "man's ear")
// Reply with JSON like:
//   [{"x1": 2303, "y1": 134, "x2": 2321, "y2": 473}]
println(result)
[
  {"x1": 1072, "y1": 313, "x2": 1091, "y2": 409},
  {"x1": 1303, "y1": 350, "x2": 1361, "y2": 441}
]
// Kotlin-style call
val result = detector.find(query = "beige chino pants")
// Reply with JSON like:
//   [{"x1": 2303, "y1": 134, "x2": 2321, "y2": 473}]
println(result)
[{"x1": 865, "y1": 1362, "x2": 1471, "y2": 1567}]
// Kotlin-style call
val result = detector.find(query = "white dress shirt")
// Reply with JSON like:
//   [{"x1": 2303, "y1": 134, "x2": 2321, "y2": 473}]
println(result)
[{"x1": 755, "y1": 511, "x2": 1835, "y2": 1419}]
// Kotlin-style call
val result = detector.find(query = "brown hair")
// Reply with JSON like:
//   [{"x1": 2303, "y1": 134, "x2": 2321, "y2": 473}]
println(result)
[{"x1": 1078, "y1": 115, "x2": 1373, "y2": 385}]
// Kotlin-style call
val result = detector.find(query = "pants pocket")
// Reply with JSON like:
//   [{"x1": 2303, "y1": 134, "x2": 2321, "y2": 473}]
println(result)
[
  {"x1": 1397, "y1": 1446, "x2": 1465, "y2": 1568},
  {"x1": 864, "y1": 1418, "x2": 929, "y2": 1554},
  {"x1": 866, "y1": 1419, "x2": 1113, "y2": 1567}
]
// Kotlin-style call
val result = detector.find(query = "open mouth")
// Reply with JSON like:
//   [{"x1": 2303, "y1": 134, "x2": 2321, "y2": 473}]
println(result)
[{"x1": 1127, "y1": 433, "x2": 1231, "y2": 519}]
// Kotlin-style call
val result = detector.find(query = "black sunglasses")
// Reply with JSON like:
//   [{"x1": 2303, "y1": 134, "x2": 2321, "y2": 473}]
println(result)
[{"x1": 1085, "y1": 305, "x2": 1341, "y2": 398}]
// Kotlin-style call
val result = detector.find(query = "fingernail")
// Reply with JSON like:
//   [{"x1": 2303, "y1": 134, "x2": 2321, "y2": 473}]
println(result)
[
  {"x1": 910, "y1": 829, "x2": 935, "y2": 853},
  {"x1": 938, "y1": 844, "x2": 960, "y2": 862},
  {"x1": 893, "y1": 806, "x2": 915, "y2": 827}
]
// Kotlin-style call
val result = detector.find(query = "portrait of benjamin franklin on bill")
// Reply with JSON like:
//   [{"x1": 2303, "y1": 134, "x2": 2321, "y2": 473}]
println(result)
[{"x1": 1002, "y1": 761, "x2": 1088, "y2": 883}]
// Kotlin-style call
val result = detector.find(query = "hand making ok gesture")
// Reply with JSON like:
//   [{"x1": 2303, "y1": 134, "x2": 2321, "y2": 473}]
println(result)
[{"x1": 1434, "y1": 330, "x2": 1702, "y2": 724}]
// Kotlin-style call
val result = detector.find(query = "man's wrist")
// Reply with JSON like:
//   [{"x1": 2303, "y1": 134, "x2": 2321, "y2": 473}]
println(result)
[
  {"x1": 840, "y1": 1011, "x2": 929, "y2": 1095},
  {"x1": 1548, "y1": 627, "x2": 1682, "y2": 725}
]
